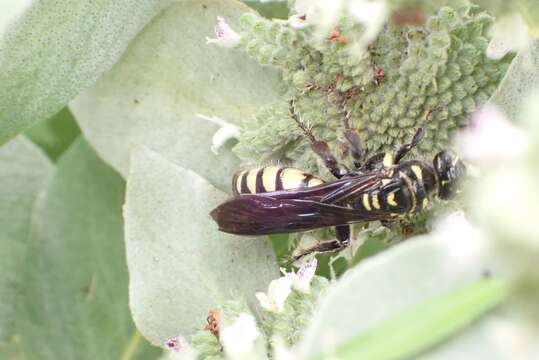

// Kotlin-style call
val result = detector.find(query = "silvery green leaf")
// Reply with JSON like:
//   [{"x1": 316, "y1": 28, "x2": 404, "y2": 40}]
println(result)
[
  {"x1": 0, "y1": 137, "x2": 52, "y2": 342},
  {"x1": 0, "y1": 0, "x2": 170, "y2": 144},
  {"x1": 491, "y1": 39, "x2": 539, "y2": 120},
  {"x1": 15, "y1": 138, "x2": 159, "y2": 359},
  {"x1": 70, "y1": 0, "x2": 281, "y2": 190},
  {"x1": 124, "y1": 146, "x2": 278, "y2": 345},
  {"x1": 299, "y1": 238, "x2": 506, "y2": 360}
]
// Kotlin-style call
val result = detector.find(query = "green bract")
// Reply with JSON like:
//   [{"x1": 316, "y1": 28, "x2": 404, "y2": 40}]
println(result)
[{"x1": 234, "y1": 3, "x2": 512, "y2": 177}]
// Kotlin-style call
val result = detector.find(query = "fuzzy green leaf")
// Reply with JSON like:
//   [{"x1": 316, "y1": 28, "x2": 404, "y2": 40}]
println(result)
[
  {"x1": 15, "y1": 138, "x2": 160, "y2": 360},
  {"x1": 124, "y1": 146, "x2": 279, "y2": 345},
  {"x1": 491, "y1": 39, "x2": 539, "y2": 121},
  {"x1": 0, "y1": 0, "x2": 170, "y2": 144},
  {"x1": 0, "y1": 137, "x2": 52, "y2": 343},
  {"x1": 299, "y1": 238, "x2": 507, "y2": 359},
  {"x1": 71, "y1": 0, "x2": 281, "y2": 189},
  {"x1": 315, "y1": 279, "x2": 508, "y2": 360}
]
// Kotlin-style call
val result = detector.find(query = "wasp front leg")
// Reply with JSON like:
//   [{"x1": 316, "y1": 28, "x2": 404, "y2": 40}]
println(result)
[
  {"x1": 394, "y1": 107, "x2": 442, "y2": 164},
  {"x1": 289, "y1": 100, "x2": 347, "y2": 179}
]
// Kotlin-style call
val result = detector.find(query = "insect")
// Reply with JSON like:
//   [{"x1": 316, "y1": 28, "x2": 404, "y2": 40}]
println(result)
[{"x1": 210, "y1": 101, "x2": 466, "y2": 260}]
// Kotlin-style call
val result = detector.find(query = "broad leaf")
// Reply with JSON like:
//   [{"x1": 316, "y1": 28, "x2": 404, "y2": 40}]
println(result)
[
  {"x1": 71, "y1": 0, "x2": 281, "y2": 189},
  {"x1": 0, "y1": 0, "x2": 170, "y2": 144},
  {"x1": 317, "y1": 279, "x2": 508, "y2": 360},
  {"x1": 15, "y1": 138, "x2": 159, "y2": 359},
  {"x1": 0, "y1": 137, "x2": 52, "y2": 342},
  {"x1": 299, "y1": 238, "x2": 506, "y2": 359},
  {"x1": 124, "y1": 146, "x2": 278, "y2": 345},
  {"x1": 491, "y1": 39, "x2": 539, "y2": 121}
]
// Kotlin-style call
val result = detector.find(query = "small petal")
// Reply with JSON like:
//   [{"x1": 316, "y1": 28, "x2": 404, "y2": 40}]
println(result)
[
  {"x1": 434, "y1": 212, "x2": 484, "y2": 263},
  {"x1": 294, "y1": 0, "x2": 345, "y2": 33},
  {"x1": 211, "y1": 125, "x2": 239, "y2": 155},
  {"x1": 272, "y1": 335, "x2": 298, "y2": 360},
  {"x1": 288, "y1": 14, "x2": 310, "y2": 29},
  {"x1": 206, "y1": 16, "x2": 241, "y2": 48},
  {"x1": 221, "y1": 313, "x2": 259, "y2": 358},
  {"x1": 457, "y1": 105, "x2": 527, "y2": 163},
  {"x1": 348, "y1": 0, "x2": 389, "y2": 43},
  {"x1": 165, "y1": 335, "x2": 186, "y2": 353},
  {"x1": 487, "y1": 14, "x2": 531, "y2": 60},
  {"x1": 281, "y1": 258, "x2": 317, "y2": 293},
  {"x1": 256, "y1": 277, "x2": 292, "y2": 312}
]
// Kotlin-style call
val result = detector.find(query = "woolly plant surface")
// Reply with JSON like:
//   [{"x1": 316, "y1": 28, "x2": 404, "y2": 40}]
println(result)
[
  {"x1": 0, "y1": 0, "x2": 170, "y2": 145},
  {"x1": 492, "y1": 39, "x2": 539, "y2": 119},
  {"x1": 124, "y1": 146, "x2": 278, "y2": 345},
  {"x1": 299, "y1": 238, "x2": 506, "y2": 360},
  {"x1": 11, "y1": 138, "x2": 158, "y2": 360},
  {"x1": 0, "y1": 137, "x2": 52, "y2": 342},
  {"x1": 71, "y1": 0, "x2": 281, "y2": 190},
  {"x1": 234, "y1": 4, "x2": 512, "y2": 177}
]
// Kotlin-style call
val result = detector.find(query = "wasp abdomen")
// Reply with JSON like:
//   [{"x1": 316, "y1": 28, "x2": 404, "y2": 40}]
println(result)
[{"x1": 232, "y1": 166, "x2": 324, "y2": 195}]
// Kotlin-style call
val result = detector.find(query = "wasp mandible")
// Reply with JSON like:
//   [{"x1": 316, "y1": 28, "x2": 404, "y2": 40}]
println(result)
[{"x1": 211, "y1": 101, "x2": 466, "y2": 259}]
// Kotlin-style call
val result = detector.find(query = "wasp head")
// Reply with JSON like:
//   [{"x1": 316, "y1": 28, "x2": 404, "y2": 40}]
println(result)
[{"x1": 433, "y1": 150, "x2": 466, "y2": 200}]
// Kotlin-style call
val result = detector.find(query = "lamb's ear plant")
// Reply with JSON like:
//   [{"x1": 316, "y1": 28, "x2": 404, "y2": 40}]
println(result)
[{"x1": 1, "y1": 0, "x2": 539, "y2": 359}]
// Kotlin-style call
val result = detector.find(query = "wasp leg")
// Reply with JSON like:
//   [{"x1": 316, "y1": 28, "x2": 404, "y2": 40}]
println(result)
[
  {"x1": 289, "y1": 100, "x2": 346, "y2": 179},
  {"x1": 393, "y1": 125, "x2": 426, "y2": 164},
  {"x1": 381, "y1": 219, "x2": 396, "y2": 229},
  {"x1": 394, "y1": 107, "x2": 442, "y2": 163},
  {"x1": 339, "y1": 104, "x2": 366, "y2": 169},
  {"x1": 344, "y1": 129, "x2": 366, "y2": 169},
  {"x1": 289, "y1": 225, "x2": 350, "y2": 262}
]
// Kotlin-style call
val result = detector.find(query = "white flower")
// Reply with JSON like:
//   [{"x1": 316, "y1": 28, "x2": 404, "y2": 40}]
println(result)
[
  {"x1": 272, "y1": 335, "x2": 298, "y2": 360},
  {"x1": 294, "y1": 0, "x2": 345, "y2": 34},
  {"x1": 221, "y1": 313, "x2": 259, "y2": 358},
  {"x1": 256, "y1": 277, "x2": 292, "y2": 312},
  {"x1": 486, "y1": 14, "x2": 531, "y2": 60},
  {"x1": 434, "y1": 212, "x2": 485, "y2": 263},
  {"x1": 206, "y1": 16, "x2": 241, "y2": 48},
  {"x1": 457, "y1": 104, "x2": 527, "y2": 164},
  {"x1": 347, "y1": 0, "x2": 389, "y2": 43},
  {"x1": 281, "y1": 258, "x2": 317, "y2": 293},
  {"x1": 288, "y1": 14, "x2": 310, "y2": 29}
]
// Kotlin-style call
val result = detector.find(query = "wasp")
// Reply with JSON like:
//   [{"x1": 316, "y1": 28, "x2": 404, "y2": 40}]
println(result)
[{"x1": 211, "y1": 101, "x2": 465, "y2": 259}]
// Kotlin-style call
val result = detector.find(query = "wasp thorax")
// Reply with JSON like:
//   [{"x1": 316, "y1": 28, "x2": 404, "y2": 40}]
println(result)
[{"x1": 433, "y1": 150, "x2": 466, "y2": 200}]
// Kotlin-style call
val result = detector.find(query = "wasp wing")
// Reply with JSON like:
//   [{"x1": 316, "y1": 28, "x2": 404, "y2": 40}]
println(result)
[
  {"x1": 247, "y1": 172, "x2": 382, "y2": 203},
  {"x1": 210, "y1": 195, "x2": 390, "y2": 235}
]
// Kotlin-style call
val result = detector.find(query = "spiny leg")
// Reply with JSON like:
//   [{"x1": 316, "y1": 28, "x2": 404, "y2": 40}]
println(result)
[
  {"x1": 288, "y1": 225, "x2": 350, "y2": 262},
  {"x1": 394, "y1": 106, "x2": 442, "y2": 164},
  {"x1": 289, "y1": 100, "x2": 346, "y2": 179}
]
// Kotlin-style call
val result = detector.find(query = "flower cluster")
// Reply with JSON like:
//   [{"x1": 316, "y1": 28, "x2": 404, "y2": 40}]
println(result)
[
  {"x1": 164, "y1": 259, "x2": 327, "y2": 359},
  {"x1": 220, "y1": 2, "x2": 513, "y2": 179}
]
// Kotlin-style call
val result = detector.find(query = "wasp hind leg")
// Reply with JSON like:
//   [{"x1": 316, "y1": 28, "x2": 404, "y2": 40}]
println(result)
[
  {"x1": 289, "y1": 100, "x2": 347, "y2": 179},
  {"x1": 289, "y1": 225, "x2": 350, "y2": 262}
]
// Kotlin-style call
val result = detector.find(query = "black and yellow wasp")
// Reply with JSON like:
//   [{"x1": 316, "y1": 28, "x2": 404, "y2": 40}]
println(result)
[{"x1": 211, "y1": 101, "x2": 466, "y2": 258}]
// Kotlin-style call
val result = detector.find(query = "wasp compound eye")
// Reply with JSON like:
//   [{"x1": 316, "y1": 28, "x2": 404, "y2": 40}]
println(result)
[{"x1": 433, "y1": 150, "x2": 466, "y2": 200}]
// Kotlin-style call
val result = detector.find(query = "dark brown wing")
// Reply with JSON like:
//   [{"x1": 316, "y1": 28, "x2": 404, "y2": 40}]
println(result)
[{"x1": 210, "y1": 195, "x2": 390, "y2": 235}]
